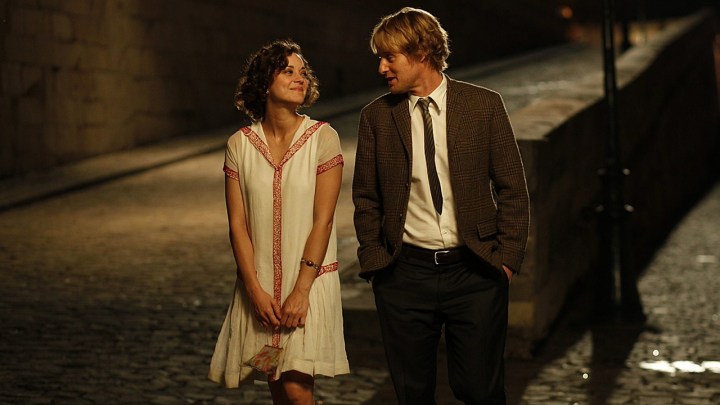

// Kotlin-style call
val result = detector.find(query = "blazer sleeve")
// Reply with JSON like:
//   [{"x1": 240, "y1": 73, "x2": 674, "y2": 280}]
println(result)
[
  {"x1": 352, "y1": 108, "x2": 393, "y2": 277},
  {"x1": 488, "y1": 93, "x2": 530, "y2": 273}
]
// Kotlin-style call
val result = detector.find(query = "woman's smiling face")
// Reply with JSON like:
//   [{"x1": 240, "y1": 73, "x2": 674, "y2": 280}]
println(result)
[{"x1": 267, "y1": 53, "x2": 309, "y2": 107}]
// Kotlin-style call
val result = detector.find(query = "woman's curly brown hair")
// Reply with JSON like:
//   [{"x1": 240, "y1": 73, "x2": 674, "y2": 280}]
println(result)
[{"x1": 234, "y1": 40, "x2": 320, "y2": 121}]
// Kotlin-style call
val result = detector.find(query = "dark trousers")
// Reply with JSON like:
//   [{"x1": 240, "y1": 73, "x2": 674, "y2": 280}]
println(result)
[{"x1": 372, "y1": 247, "x2": 509, "y2": 405}]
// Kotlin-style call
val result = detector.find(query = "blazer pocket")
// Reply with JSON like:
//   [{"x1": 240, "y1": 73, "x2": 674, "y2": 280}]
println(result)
[{"x1": 476, "y1": 217, "x2": 498, "y2": 239}]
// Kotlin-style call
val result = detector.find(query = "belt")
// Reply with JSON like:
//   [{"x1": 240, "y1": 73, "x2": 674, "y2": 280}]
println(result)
[{"x1": 400, "y1": 244, "x2": 468, "y2": 266}]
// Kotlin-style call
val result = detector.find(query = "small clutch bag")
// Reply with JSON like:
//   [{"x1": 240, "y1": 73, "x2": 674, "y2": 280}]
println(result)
[{"x1": 244, "y1": 344, "x2": 284, "y2": 375}]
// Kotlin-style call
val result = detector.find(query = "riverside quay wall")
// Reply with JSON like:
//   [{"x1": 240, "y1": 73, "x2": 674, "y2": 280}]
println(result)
[
  {"x1": 0, "y1": 0, "x2": 566, "y2": 178},
  {"x1": 507, "y1": 10, "x2": 719, "y2": 356}
]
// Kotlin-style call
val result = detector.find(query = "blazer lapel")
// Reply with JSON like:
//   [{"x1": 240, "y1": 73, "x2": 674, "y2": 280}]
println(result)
[
  {"x1": 446, "y1": 79, "x2": 464, "y2": 152},
  {"x1": 391, "y1": 97, "x2": 412, "y2": 158}
]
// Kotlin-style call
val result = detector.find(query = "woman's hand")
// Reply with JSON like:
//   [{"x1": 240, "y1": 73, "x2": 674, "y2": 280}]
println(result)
[
  {"x1": 280, "y1": 289, "x2": 310, "y2": 328},
  {"x1": 247, "y1": 287, "x2": 281, "y2": 329}
]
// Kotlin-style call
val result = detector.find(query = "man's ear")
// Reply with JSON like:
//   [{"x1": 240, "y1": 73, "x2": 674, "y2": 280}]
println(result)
[{"x1": 409, "y1": 52, "x2": 429, "y2": 67}]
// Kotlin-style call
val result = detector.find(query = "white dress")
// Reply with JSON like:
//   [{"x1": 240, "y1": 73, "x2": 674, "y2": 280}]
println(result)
[{"x1": 208, "y1": 116, "x2": 350, "y2": 387}]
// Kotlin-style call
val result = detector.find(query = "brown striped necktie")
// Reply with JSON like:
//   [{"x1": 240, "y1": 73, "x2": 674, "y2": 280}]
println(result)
[{"x1": 417, "y1": 97, "x2": 443, "y2": 214}]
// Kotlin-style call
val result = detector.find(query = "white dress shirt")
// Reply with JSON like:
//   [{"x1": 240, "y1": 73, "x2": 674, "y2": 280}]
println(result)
[{"x1": 403, "y1": 75, "x2": 461, "y2": 249}]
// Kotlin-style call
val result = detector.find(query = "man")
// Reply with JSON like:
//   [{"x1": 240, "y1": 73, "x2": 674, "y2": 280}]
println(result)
[{"x1": 352, "y1": 7, "x2": 530, "y2": 405}]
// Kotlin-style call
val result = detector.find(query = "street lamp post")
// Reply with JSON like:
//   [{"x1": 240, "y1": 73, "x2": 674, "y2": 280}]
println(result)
[
  {"x1": 596, "y1": 0, "x2": 645, "y2": 322},
  {"x1": 619, "y1": 0, "x2": 632, "y2": 52}
]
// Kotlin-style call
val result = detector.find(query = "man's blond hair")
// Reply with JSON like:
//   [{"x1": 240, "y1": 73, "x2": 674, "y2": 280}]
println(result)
[{"x1": 370, "y1": 7, "x2": 450, "y2": 71}]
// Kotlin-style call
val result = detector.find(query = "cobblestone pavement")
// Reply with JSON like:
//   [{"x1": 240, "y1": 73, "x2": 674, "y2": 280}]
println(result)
[
  {"x1": 2, "y1": 38, "x2": 719, "y2": 404},
  {"x1": 504, "y1": 183, "x2": 720, "y2": 405}
]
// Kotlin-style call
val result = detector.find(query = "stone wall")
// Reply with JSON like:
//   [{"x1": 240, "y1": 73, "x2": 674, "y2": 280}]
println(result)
[
  {"x1": 506, "y1": 10, "x2": 719, "y2": 356},
  {"x1": 0, "y1": 0, "x2": 566, "y2": 178}
]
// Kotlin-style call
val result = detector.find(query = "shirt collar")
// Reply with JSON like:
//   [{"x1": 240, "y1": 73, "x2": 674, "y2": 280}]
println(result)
[{"x1": 409, "y1": 74, "x2": 448, "y2": 113}]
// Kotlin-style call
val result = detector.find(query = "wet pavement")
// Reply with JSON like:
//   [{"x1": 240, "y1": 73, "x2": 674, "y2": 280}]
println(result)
[{"x1": 1, "y1": 40, "x2": 719, "y2": 404}]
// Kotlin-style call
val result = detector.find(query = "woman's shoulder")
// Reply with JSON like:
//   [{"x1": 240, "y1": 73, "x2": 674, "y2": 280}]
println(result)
[
  {"x1": 227, "y1": 122, "x2": 260, "y2": 144},
  {"x1": 293, "y1": 116, "x2": 334, "y2": 142},
  {"x1": 302, "y1": 116, "x2": 336, "y2": 137}
]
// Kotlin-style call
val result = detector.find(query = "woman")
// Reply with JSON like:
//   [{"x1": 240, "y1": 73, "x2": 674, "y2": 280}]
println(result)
[{"x1": 208, "y1": 40, "x2": 349, "y2": 404}]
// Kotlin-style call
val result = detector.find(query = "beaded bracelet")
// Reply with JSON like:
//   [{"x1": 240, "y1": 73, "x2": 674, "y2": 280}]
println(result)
[{"x1": 300, "y1": 258, "x2": 322, "y2": 272}]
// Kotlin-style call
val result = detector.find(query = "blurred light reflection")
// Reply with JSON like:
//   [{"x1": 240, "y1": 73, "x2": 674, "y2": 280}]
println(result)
[
  {"x1": 639, "y1": 361, "x2": 676, "y2": 373},
  {"x1": 639, "y1": 360, "x2": 720, "y2": 374},
  {"x1": 559, "y1": 6, "x2": 574, "y2": 20}
]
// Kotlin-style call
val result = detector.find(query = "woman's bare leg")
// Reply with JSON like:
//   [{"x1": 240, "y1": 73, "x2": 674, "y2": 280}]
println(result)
[
  {"x1": 281, "y1": 371, "x2": 314, "y2": 405},
  {"x1": 269, "y1": 378, "x2": 289, "y2": 404}
]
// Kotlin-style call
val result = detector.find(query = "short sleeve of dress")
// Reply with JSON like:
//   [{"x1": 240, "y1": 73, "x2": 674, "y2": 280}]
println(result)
[
  {"x1": 316, "y1": 124, "x2": 344, "y2": 175},
  {"x1": 223, "y1": 134, "x2": 240, "y2": 180}
]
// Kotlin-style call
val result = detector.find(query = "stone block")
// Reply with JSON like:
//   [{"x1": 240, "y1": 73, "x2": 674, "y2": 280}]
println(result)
[
  {"x1": 0, "y1": 102, "x2": 14, "y2": 175},
  {"x1": 147, "y1": 21, "x2": 179, "y2": 51},
  {"x1": 36, "y1": 0, "x2": 94, "y2": 15},
  {"x1": 92, "y1": 73, "x2": 133, "y2": 105},
  {"x1": 51, "y1": 12, "x2": 73, "y2": 40},
  {"x1": 53, "y1": 124, "x2": 83, "y2": 158},
  {"x1": 142, "y1": 82, "x2": 184, "y2": 114},
  {"x1": 58, "y1": 0, "x2": 93, "y2": 15},
  {"x1": 50, "y1": 69, "x2": 96, "y2": 99},
  {"x1": 78, "y1": 124, "x2": 128, "y2": 156},
  {"x1": 508, "y1": 301, "x2": 535, "y2": 329},
  {"x1": 81, "y1": 101, "x2": 106, "y2": 126},
  {"x1": 71, "y1": 15, "x2": 106, "y2": 44},
  {"x1": 4, "y1": 35, "x2": 40, "y2": 64},
  {"x1": 104, "y1": 84, "x2": 147, "y2": 123},
  {"x1": 117, "y1": 47, "x2": 156, "y2": 76},
  {"x1": 15, "y1": 123, "x2": 43, "y2": 155},
  {"x1": 10, "y1": 7, "x2": 51, "y2": 37},
  {"x1": 117, "y1": 0, "x2": 167, "y2": 20},
  {"x1": 107, "y1": 17, "x2": 149, "y2": 47},
  {"x1": 21, "y1": 66, "x2": 43, "y2": 94},
  {"x1": 49, "y1": 42, "x2": 83, "y2": 68},
  {"x1": 76, "y1": 45, "x2": 110, "y2": 70},
  {"x1": 196, "y1": 29, "x2": 223, "y2": 54},
  {"x1": 131, "y1": 114, "x2": 184, "y2": 144},
  {"x1": 2, "y1": 63, "x2": 23, "y2": 96},
  {"x1": 18, "y1": 96, "x2": 45, "y2": 124},
  {"x1": 0, "y1": 3, "x2": 8, "y2": 24},
  {"x1": 508, "y1": 272, "x2": 534, "y2": 302},
  {"x1": 49, "y1": 98, "x2": 79, "y2": 126},
  {"x1": 192, "y1": 1, "x2": 239, "y2": 28}
]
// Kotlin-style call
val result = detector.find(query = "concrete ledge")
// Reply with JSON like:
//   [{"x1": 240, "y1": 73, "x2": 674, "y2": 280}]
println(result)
[{"x1": 507, "y1": 10, "x2": 720, "y2": 356}]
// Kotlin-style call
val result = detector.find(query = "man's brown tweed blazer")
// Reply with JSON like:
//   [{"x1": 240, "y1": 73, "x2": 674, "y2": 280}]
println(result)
[{"x1": 352, "y1": 77, "x2": 530, "y2": 280}]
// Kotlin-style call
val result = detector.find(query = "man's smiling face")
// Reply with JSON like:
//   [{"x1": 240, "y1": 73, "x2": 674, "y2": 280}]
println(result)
[{"x1": 377, "y1": 51, "x2": 425, "y2": 95}]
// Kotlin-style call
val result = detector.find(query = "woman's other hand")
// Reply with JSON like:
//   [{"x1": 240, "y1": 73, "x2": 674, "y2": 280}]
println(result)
[
  {"x1": 248, "y1": 287, "x2": 281, "y2": 329},
  {"x1": 280, "y1": 289, "x2": 310, "y2": 328}
]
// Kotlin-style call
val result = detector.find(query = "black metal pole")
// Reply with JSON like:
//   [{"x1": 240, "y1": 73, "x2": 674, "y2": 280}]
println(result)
[
  {"x1": 620, "y1": 0, "x2": 633, "y2": 52},
  {"x1": 638, "y1": 0, "x2": 647, "y2": 45},
  {"x1": 597, "y1": 0, "x2": 645, "y2": 322}
]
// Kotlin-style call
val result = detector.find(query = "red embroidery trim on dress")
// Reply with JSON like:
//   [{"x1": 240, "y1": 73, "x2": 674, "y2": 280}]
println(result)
[
  {"x1": 241, "y1": 127, "x2": 276, "y2": 169},
  {"x1": 316, "y1": 261, "x2": 339, "y2": 277},
  {"x1": 223, "y1": 165, "x2": 239, "y2": 180},
  {"x1": 239, "y1": 122, "x2": 328, "y2": 347},
  {"x1": 280, "y1": 121, "x2": 326, "y2": 167},
  {"x1": 272, "y1": 167, "x2": 283, "y2": 348},
  {"x1": 317, "y1": 154, "x2": 344, "y2": 175},
  {"x1": 241, "y1": 122, "x2": 327, "y2": 170}
]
